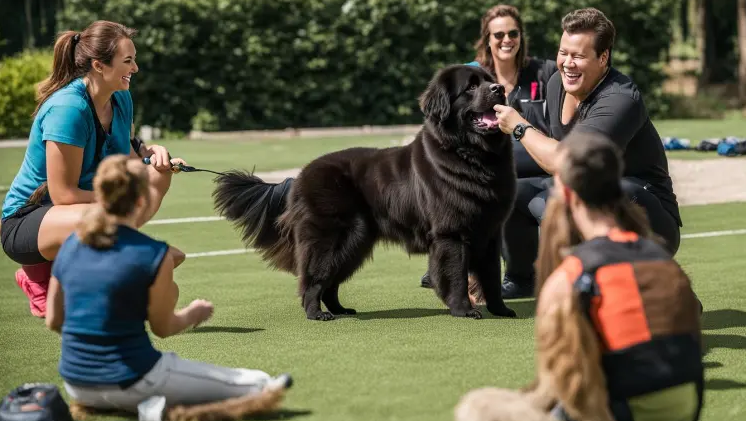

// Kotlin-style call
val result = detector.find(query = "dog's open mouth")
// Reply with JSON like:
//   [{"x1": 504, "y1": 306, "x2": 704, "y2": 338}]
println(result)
[{"x1": 472, "y1": 112, "x2": 499, "y2": 130}]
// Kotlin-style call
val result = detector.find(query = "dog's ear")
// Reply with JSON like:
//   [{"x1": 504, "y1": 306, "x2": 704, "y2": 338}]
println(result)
[{"x1": 419, "y1": 74, "x2": 451, "y2": 123}]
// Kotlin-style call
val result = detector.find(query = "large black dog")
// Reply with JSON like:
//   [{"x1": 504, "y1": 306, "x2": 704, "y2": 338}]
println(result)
[{"x1": 213, "y1": 64, "x2": 518, "y2": 321}]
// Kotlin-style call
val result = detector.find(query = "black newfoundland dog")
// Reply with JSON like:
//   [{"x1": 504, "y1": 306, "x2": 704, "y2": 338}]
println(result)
[{"x1": 213, "y1": 64, "x2": 518, "y2": 321}]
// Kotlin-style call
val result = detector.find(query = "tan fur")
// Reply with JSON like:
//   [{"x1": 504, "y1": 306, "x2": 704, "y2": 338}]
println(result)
[
  {"x1": 454, "y1": 387, "x2": 554, "y2": 421},
  {"x1": 69, "y1": 388, "x2": 286, "y2": 421}
]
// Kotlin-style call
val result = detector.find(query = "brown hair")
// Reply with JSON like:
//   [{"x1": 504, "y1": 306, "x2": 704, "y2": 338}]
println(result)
[
  {"x1": 561, "y1": 7, "x2": 615, "y2": 66},
  {"x1": 77, "y1": 155, "x2": 149, "y2": 249},
  {"x1": 473, "y1": 5, "x2": 528, "y2": 75},
  {"x1": 34, "y1": 20, "x2": 137, "y2": 117},
  {"x1": 534, "y1": 130, "x2": 657, "y2": 293}
]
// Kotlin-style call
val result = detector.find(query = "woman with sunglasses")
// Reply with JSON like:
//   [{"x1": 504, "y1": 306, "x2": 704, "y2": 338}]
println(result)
[{"x1": 470, "y1": 4, "x2": 557, "y2": 108}]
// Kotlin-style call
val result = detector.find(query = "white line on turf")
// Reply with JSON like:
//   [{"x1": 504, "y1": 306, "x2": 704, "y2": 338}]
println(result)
[
  {"x1": 680, "y1": 228, "x2": 746, "y2": 239},
  {"x1": 185, "y1": 249, "x2": 255, "y2": 258},
  {"x1": 147, "y1": 216, "x2": 225, "y2": 225},
  {"x1": 145, "y1": 214, "x2": 746, "y2": 241},
  {"x1": 176, "y1": 228, "x2": 746, "y2": 259}
]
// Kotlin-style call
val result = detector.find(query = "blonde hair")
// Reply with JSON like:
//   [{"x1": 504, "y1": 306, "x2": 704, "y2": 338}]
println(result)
[
  {"x1": 34, "y1": 20, "x2": 137, "y2": 117},
  {"x1": 77, "y1": 155, "x2": 149, "y2": 248}
]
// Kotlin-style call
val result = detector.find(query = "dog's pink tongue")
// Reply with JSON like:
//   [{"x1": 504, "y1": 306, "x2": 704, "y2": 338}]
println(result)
[{"x1": 480, "y1": 112, "x2": 498, "y2": 128}]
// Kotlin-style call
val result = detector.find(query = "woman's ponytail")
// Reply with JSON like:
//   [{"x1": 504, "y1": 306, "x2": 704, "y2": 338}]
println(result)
[
  {"x1": 34, "y1": 31, "x2": 79, "y2": 117},
  {"x1": 76, "y1": 155, "x2": 150, "y2": 249},
  {"x1": 77, "y1": 204, "x2": 118, "y2": 249}
]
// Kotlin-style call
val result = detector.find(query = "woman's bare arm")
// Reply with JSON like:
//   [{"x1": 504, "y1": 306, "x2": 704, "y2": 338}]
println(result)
[
  {"x1": 45, "y1": 276, "x2": 65, "y2": 333},
  {"x1": 147, "y1": 252, "x2": 212, "y2": 338},
  {"x1": 46, "y1": 141, "x2": 95, "y2": 205}
]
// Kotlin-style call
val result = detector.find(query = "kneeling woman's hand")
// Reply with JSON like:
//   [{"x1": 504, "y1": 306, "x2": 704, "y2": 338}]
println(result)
[{"x1": 185, "y1": 299, "x2": 214, "y2": 328}]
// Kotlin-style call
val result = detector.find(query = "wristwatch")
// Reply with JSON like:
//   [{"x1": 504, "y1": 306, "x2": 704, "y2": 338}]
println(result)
[{"x1": 513, "y1": 123, "x2": 535, "y2": 141}]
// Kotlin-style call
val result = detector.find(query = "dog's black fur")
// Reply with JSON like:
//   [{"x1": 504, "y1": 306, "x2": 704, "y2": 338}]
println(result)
[{"x1": 213, "y1": 64, "x2": 518, "y2": 321}]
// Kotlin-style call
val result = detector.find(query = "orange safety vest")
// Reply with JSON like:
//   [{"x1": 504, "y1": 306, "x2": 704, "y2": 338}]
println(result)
[{"x1": 558, "y1": 229, "x2": 704, "y2": 420}]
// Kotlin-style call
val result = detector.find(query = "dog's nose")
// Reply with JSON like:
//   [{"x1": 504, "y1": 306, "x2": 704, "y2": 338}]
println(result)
[{"x1": 489, "y1": 83, "x2": 505, "y2": 95}]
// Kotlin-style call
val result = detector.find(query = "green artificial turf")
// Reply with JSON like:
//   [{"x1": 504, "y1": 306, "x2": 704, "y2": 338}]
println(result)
[{"x1": 0, "y1": 125, "x2": 744, "y2": 421}]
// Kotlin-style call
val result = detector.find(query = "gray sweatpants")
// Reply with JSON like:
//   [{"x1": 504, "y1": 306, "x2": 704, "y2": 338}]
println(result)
[{"x1": 64, "y1": 352, "x2": 272, "y2": 412}]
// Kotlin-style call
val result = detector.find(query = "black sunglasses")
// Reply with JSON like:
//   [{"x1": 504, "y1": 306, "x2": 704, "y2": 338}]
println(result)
[{"x1": 493, "y1": 30, "x2": 520, "y2": 40}]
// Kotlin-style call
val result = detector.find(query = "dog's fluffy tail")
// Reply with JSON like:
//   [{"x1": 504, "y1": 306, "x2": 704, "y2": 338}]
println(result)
[{"x1": 212, "y1": 170, "x2": 296, "y2": 273}]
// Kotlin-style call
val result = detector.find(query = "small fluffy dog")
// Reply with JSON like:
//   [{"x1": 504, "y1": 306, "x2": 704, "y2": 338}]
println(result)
[{"x1": 213, "y1": 64, "x2": 518, "y2": 321}]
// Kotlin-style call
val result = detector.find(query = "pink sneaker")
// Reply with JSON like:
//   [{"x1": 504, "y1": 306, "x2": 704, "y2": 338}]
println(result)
[{"x1": 15, "y1": 261, "x2": 52, "y2": 318}]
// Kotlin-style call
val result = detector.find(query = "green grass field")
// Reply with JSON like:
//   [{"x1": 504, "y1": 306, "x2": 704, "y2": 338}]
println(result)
[{"x1": 1, "y1": 119, "x2": 745, "y2": 420}]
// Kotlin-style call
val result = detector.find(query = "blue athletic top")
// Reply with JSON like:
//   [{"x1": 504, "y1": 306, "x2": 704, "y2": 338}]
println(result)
[
  {"x1": 52, "y1": 225, "x2": 168, "y2": 388},
  {"x1": 1, "y1": 78, "x2": 133, "y2": 220}
]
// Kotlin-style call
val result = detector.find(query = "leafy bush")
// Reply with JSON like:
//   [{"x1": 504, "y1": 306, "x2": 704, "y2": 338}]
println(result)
[
  {"x1": 0, "y1": 50, "x2": 53, "y2": 138},
  {"x1": 58, "y1": 0, "x2": 676, "y2": 132}
]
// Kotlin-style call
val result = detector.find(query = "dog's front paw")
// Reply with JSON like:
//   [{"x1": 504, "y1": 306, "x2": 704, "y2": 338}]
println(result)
[
  {"x1": 450, "y1": 307, "x2": 483, "y2": 319},
  {"x1": 309, "y1": 311, "x2": 336, "y2": 321},
  {"x1": 487, "y1": 303, "x2": 517, "y2": 318}
]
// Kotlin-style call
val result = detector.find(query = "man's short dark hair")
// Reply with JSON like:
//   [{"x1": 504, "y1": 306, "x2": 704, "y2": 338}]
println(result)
[{"x1": 561, "y1": 7, "x2": 615, "y2": 65}]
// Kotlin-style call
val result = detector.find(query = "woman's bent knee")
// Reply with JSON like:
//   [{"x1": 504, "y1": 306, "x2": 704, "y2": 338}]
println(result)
[{"x1": 37, "y1": 204, "x2": 94, "y2": 261}]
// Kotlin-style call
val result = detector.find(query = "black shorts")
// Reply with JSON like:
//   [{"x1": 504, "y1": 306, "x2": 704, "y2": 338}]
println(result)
[{"x1": 1, "y1": 203, "x2": 53, "y2": 265}]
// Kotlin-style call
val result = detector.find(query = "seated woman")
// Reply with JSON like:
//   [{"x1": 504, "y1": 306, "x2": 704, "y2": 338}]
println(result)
[
  {"x1": 45, "y1": 155, "x2": 293, "y2": 417},
  {"x1": 454, "y1": 130, "x2": 703, "y2": 421},
  {"x1": 1, "y1": 20, "x2": 183, "y2": 318}
]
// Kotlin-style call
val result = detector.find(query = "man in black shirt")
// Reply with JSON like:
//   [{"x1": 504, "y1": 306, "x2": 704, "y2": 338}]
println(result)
[{"x1": 492, "y1": 7, "x2": 682, "y2": 299}]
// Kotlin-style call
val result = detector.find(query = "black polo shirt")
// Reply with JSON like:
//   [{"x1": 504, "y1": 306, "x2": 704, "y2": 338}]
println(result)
[{"x1": 545, "y1": 67, "x2": 682, "y2": 227}]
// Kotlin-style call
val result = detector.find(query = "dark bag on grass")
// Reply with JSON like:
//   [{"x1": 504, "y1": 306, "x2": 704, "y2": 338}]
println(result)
[{"x1": 0, "y1": 383, "x2": 73, "y2": 421}]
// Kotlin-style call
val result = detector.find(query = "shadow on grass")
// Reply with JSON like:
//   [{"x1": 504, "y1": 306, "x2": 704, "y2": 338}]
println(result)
[
  {"x1": 244, "y1": 408, "x2": 313, "y2": 420},
  {"x1": 701, "y1": 309, "x2": 746, "y2": 330},
  {"x1": 703, "y1": 333, "x2": 746, "y2": 355},
  {"x1": 705, "y1": 378, "x2": 746, "y2": 391},
  {"x1": 187, "y1": 326, "x2": 265, "y2": 334},
  {"x1": 348, "y1": 300, "x2": 536, "y2": 320},
  {"x1": 351, "y1": 307, "x2": 448, "y2": 320},
  {"x1": 704, "y1": 361, "x2": 724, "y2": 369}
]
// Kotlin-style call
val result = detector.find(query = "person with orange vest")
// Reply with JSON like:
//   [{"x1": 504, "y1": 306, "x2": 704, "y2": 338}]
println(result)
[{"x1": 533, "y1": 129, "x2": 704, "y2": 421}]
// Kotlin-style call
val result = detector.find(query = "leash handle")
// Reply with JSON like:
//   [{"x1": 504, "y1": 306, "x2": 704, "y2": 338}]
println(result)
[{"x1": 142, "y1": 156, "x2": 184, "y2": 173}]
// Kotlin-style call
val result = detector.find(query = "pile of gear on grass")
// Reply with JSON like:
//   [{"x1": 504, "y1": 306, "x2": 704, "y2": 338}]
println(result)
[{"x1": 662, "y1": 136, "x2": 746, "y2": 156}]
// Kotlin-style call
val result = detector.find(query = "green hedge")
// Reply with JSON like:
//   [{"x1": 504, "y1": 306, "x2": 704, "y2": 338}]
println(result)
[
  {"x1": 53, "y1": 0, "x2": 676, "y2": 133},
  {"x1": 0, "y1": 50, "x2": 53, "y2": 138}
]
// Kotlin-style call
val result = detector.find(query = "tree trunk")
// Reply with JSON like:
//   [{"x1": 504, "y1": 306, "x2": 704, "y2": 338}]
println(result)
[
  {"x1": 738, "y1": 0, "x2": 746, "y2": 104},
  {"x1": 24, "y1": 0, "x2": 34, "y2": 49},
  {"x1": 696, "y1": 0, "x2": 715, "y2": 88}
]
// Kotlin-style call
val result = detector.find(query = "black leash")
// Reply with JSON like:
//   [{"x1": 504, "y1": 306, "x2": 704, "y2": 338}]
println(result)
[{"x1": 142, "y1": 156, "x2": 228, "y2": 176}]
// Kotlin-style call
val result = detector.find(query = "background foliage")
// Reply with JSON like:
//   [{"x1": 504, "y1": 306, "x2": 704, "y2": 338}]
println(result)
[
  {"x1": 0, "y1": 50, "x2": 52, "y2": 138},
  {"x1": 1, "y1": 0, "x2": 681, "y2": 134}
]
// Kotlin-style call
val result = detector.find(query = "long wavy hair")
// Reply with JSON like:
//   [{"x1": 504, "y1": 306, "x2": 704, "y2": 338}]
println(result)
[{"x1": 473, "y1": 4, "x2": 529, "y2": 77}]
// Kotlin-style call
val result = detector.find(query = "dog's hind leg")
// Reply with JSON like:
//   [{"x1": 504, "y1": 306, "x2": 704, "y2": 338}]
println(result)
[
  {"x1": 298, "y1": 214, "x2": 376, "y2": 321},
  {"x1": 471, "y1": 236, "x2": 517, "y2": 318}
]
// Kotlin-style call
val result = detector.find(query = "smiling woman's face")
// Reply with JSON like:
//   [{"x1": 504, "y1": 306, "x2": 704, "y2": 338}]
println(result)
[
  {"x1": 97, "y1": 37, "x2": 139, "y2": 92},
  {"x1": 488, "y1": 16, "x2": 521, "y2": 65}
]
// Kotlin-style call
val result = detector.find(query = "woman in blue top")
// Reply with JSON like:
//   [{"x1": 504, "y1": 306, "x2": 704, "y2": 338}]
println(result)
[
  {"x1": 1, "y1": 20, "x2": 183, "y2": 318},
  {"x1": 45, "y1": 155, "x2": 292, "y2": 414}
]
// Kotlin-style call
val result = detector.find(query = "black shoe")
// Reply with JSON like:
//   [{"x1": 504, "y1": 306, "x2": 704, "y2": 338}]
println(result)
[
  {"x1": 420, "y1": 271, "x2": 432, "y2": 288},
  {"x1": 501, "y1": 276, "x2": 534, "y2": 299}
]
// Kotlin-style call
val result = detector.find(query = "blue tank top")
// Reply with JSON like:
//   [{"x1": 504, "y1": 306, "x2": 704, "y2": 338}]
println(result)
[{"x1": 52, "y1": 224, "x2": 168, "y2": 388}]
